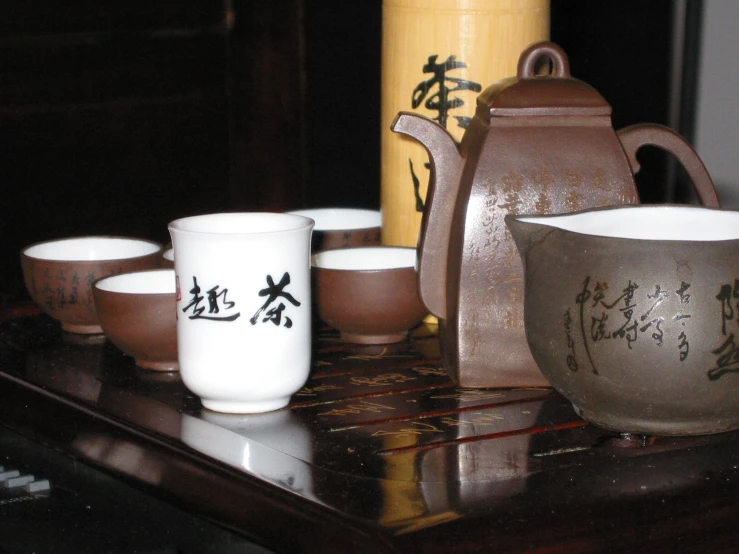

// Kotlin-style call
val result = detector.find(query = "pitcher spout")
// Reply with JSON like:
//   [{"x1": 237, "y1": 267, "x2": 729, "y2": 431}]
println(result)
[
  {"x1": 391, "y1": 112, "x2": 463, "y2": 320},
  {"x1": 505, "y1": 213, "x2": 565, "y2": 273}
]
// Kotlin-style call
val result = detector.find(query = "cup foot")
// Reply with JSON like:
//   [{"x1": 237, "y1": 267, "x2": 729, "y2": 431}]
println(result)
[
  {"x1": 136, "y1": 359, "x2": 180, "y2": 372},
  {"x1": 340, "y1": 331, "x2": 408, "y2": 345},
  {"x1": 201, "y1": 397, "x2": 290, "y2": 414},
  {"x1": 62, "y1": 322, "x2": 104, "y2": 334}
]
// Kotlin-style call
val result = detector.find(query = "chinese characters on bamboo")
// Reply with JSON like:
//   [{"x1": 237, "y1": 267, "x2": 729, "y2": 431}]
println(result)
[{"x1": 409, "y1": 54, "x2": 481, "y2": 211}]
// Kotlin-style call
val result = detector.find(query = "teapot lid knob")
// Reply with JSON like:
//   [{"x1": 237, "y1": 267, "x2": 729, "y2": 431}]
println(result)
[
  {"x1": 478, "y1": 40, "x2": 610, "y2": 117},
  {"x1": 517, "y1": 41, "x2": 571, "y2": 80}
]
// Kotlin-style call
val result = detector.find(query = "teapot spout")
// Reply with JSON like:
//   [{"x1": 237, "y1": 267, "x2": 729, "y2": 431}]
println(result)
[{"x1": 391, "y1": 112, "x2": 463, "y2": 320}]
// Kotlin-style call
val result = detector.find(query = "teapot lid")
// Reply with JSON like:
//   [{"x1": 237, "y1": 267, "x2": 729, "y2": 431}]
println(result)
[{"x1": 477, "y1": 41, "x2": 612, "y2": 118}]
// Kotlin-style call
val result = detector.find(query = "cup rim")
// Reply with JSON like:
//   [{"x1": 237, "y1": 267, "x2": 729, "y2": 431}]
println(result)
[
  {"x1": 93, "y1": 268, "x2": 176, "y2": 295},
  {"x1": 168, "y1": 212, "x2": 315, "y2": 237},
  {"x1": 286, "y1": 208, "x2": 381, "y2": 231},
  {"x1": 312, "y1": 246, "x2": 417, "y2": 271},
  {"x1": 21, "y1": 236, "x2": 163, "y2": 262},
  {"x1": 506, "y1": 204, "x2": 739, "y2": 242}
]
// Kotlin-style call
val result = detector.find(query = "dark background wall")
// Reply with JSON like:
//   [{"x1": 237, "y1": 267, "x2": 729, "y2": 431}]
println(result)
[{"x1": 1, "y1": 0, "x2": 691, "y2": 303}]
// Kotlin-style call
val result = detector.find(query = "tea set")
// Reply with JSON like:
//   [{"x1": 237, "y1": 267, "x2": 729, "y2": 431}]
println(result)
[
  {"x1": 392, "y1": 41, "x2": 719, "y2": 389},
  {"x1": 18, "y1": 41, "x2": 739, "y2": 436}
]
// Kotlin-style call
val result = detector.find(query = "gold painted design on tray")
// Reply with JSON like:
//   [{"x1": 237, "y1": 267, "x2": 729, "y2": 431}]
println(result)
[
  {"x1": 319, "y1": 400, "x2": 395, "y2": 417},
  {"x1": 294, "y1": 384, "x2": 344, "y2": 397},
  {"x1": 430, "y1": 389, "x2": 505, "y2": 401},
  {"x1": 440, "y1": 412, "x2": 504, "y2": 427},
  {"x1": 350, "y1": 373, "x2": 418, "y2": 387},
  {"x1": 372, "y1": 422, "x2": 444, "y2": 438},
  {"x1": 410, "y1": 366, "x2": 447, "y2": 377}
]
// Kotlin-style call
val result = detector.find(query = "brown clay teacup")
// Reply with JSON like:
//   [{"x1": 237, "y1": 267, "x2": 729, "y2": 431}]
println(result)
[
  {"x1": 21, "y1": 236, "x2": 163, "y2": 334},
  {"x1": 507, "y1": 205, "x2": 739, "y2": 436},
  {"x1": 92, "y1": 269, "x2": 178, "y2": 371},
  {"x1": 287, "y1": 208, "x2": 381, "y2": 251},
  {"x1": 312, "y1": 246, "x2": 427, "y2": 344}
]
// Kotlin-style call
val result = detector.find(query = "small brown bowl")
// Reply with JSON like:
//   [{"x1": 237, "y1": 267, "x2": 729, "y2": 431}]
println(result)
[
  {"x1": 287, "y1": 208, "x2": 381, "y2": 251},
  {"x1": 21, "y1": 236, "x2": 163, "y2": 334},
  {"x1": 312, "y1": 247, "x2": 427, "y2": 344},
  {"x1": 92, "y1": 269, "x2": 178, "y2": 371}
]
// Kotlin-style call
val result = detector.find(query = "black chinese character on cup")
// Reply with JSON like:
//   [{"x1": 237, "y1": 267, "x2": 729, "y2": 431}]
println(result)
[
  {"x1": 182, "y1": 276, "x2": 241, "y2": 321},
  {"x1": 250, "y1": 272, "x2": 301, "y2": 328}
]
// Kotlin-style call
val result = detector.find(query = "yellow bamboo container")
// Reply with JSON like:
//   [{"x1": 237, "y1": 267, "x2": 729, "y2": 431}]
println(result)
[{"x1": 380, "y1": 0, "x2": 550, "y2": 247}]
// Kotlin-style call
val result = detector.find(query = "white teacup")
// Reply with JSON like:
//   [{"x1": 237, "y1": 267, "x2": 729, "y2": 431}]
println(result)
[{"x1": 168, "y1": 213, "x2": 314, "y2": 413}]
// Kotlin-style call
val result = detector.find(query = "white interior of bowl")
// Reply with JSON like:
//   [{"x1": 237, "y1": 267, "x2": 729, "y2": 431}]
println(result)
[
  {"x1": 163, "y1": 248, "x2": 174, "y2": 261},
  {"x1": 287, "y1": 208, "x2": 381, "y2": 231},
  {"x1": 516, "y1": 206, "x2": 739, "y2": 241},
  {"x1": 95, "y1": 269, "x2": 176, "y2": 294},
  {"x1": 312, "y1": 247, "x2": 416, "y2": 270},
  {"x1": 169, "y1": 213, "x2": 313, "y2": 235},
  {"x1": 24, "y1": 237, "x2": 160, "y2": 261}
]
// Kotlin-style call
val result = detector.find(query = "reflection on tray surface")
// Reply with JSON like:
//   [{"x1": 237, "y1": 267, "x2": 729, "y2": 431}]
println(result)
[{"x1": 4, "y1": 313, "x2": 739, "y2": 535}]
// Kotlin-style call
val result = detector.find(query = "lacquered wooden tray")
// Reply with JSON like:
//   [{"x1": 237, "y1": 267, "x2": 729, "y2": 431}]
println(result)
[{"x1": 2, "y1": 306, "x2": 739, "y2": 553}]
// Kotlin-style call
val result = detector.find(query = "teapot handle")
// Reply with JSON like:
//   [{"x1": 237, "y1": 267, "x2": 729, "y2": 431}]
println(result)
[{"x1": 617, "y1": 123, "x2": 720, "y2": 208}]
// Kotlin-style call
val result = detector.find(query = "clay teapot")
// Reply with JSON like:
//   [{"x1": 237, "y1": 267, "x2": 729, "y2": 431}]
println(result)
[{"x1": 391, "y1": 41, "x2": 719, "y2": 388}]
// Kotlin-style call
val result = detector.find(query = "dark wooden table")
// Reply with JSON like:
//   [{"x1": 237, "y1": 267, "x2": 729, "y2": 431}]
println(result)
[{"x1": 1, "y1": 304, "x2": 739, "y2": 552}]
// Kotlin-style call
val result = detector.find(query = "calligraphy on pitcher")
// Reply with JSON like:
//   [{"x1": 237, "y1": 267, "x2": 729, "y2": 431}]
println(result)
[
  {"x1": 564, "y1": 276, "x2": 693, "y2": 375},
  {"x1": 708, "y1": 279, "x2": 739, "y2": 380},
  {"x1": 564, "y1": 276, "x2": 739, "y2": 381},
  {"x1": 178, "y1": 271, "x2": 301, "y2": 328}
]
